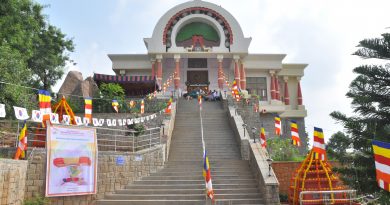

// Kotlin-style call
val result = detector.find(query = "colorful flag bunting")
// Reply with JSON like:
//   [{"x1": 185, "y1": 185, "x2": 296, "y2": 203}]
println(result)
[
  {"x1": 203, "y1": 150, "x2": 215, "y2": 200},
  {"x1": 62, "y1": 115, "x2": 70, "y2": 125},
  {"x1": 13, "y1": 106, "x2": 29, "y2": 120},
  {"x1": 31, "y1": 110, "x2": 42, "y2": 122},
  {"x1": 38, "y1": 90, "x2": 51, "y2": 115},
  {"x1": 291, "y1": 121, "x2": 301, "y2": 146},
  {"x1": 275, "y1": 115, "x2": 281, "y2": 136},
  {"x1": 112, "y1": 100, "x2": 119, "y2": 113},
  {"x1": 372, "y1": 140, "x2": 390, "y2": 192},
  {"x1": 14, "y1": 120, "x2": 27, "y2": 160},
  {"x1": 0, "y1": 104, "x2": 5, "y2": 118},
  {"x1": 313, "y1": 127, "x2": 326, "y2": 160},
  {"x1": 93, "y1": 118, "x2": 99, "y2": 127},
  {"x1": 50, "y1": 113, "x2": 59, "y2": 124},
  {"x1": 140, "y1": 100, "x2": 145, "y2": 114},
  {"x1": 260, "y1": 127, "x2": 267, "y2": 148},
  {"x1": 75, "y1": 116, "x2": 83, "y2": 125},
  {"x1": 83, "y1": 117, "x2": 90, "y2": 125},
  {"x1": 84, "y1": 98, "x2": 92, "y2": 121}
]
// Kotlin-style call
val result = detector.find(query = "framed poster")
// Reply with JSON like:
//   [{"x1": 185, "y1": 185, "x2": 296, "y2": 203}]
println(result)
[{"x1": 45, "y1": 125, "x2": 97, "y2": 197}]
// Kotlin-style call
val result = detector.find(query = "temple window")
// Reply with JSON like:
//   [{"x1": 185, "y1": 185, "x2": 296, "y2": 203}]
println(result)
[{"x1": 246, "y1": 77, "x2": 268, "y2": 101}]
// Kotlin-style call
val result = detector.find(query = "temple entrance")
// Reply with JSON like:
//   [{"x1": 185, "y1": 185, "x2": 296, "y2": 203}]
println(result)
[{"x1": 186, "y1": 70, "x2": 209, "y2": 93}]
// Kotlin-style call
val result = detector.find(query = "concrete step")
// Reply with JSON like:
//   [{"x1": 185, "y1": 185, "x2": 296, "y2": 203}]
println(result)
[
  {"x1": 125, "y1": 184, "x2": 259, "y2": 190},
  {"x1": 133, "y1": 179, "x2": 257, "y2": 185},
  {"x1": 115, "y1": 188, "x2": 259, "y2": 195},
  {"x1": 142, "y1": 175, "x2": 255, "y2": 180},
  {"x1": 97, "y1": 199, "x2": 205, "y2": 205}
]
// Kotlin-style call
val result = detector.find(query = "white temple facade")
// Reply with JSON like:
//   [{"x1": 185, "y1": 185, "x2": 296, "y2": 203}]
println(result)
[{"x1": 107, "y1": 0, "x2": 307, "y2": 119}]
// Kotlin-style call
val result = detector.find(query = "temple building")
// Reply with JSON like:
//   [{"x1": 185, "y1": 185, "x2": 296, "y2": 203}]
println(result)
[{"x1": 95, "y1": 0, "x2": 307, "y2": 140}]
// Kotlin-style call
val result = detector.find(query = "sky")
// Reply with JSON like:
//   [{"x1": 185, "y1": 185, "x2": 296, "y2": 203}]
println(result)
[{"x1": 37, "y1": 0, "x2": 390, "y2": 142}]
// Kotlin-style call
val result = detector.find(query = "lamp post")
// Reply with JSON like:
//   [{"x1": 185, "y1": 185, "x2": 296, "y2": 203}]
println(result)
[
  {"x1": 242, "y1": 124, "x2": 247, "y2": 137},
  {"x1": 161, "y1": 122, "x2": 165, "y2": 136},
  {"x1": 251, "y1": 127, "x2": 257, "y2": 143},
  {"x1": 266, "y1": 158, "x2": 273, "y2": 177}
]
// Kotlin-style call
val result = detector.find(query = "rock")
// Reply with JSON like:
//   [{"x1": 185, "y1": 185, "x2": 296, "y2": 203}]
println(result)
[{"x1": 58, "y1": 71, "x2": 99, "y2": 99}]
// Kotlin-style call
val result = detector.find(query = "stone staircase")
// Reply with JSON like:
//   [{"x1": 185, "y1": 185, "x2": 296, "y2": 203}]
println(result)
[{"x1": 98, "y1": 99, "x2": 264, "y2": 205}]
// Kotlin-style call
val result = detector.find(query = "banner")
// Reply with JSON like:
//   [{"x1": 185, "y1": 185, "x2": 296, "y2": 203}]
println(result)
[{"x1": 45, "y1": 125, "x2": 97, "y2": 197}]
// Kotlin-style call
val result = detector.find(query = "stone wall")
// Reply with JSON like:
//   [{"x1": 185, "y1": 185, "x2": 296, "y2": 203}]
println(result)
[
  {"x1": 0, "y1": 159, "x2": 28, "y2": 205},
  {"x1": 231, "y1": 99, "x2": 308, "y2": 154},
  {"x1": 225, "y1": 102, "x2": 280, "y2": 204},
  {"x1": 0, "y1": 101, "x2": 177, "y2": 205}
]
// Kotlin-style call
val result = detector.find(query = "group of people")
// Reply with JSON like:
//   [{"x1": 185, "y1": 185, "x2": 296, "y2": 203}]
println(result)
[{"x1": 183, "y1": 88, "x2": 221, "y2": 101}]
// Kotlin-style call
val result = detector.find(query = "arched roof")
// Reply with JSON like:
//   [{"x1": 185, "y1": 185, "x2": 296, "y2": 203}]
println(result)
[{"x1": 144, "y1": 0, "x2": 251, "y2": 54}]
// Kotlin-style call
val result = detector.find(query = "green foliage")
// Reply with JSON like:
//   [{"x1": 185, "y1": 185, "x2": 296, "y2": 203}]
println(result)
[
  {"x1": 95, "y1": 83, "x2": 125, "y2": 112},
  {"x1": 330, "y1": 32, "x2": 390, "y2": 200},
  {"x1": 0, "y1": 0, "x2": 74, "y2": 111},
  {"x1": 326, "y1": 131, "x2": 351, "y2": 161},
  {"x1": 23, "y1": 195, "x2": 49, "y2": 205},
  {"x1": 0, "y1": 45, "x2": 35, "y2": 117},
  {"x1": 267, "y1": 137, "x2": 302, "y2": 161},
  {"x1": 28, "y1": 24, "x2": 74, "y2": 90},
  {"x1": 127, "y1": 123, "x2": 146, "y2": 136}
]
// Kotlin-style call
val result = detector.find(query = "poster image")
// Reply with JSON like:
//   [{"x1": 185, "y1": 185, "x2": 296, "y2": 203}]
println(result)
[{"x1": 45, "y1": 125, "x2": 97, "y2": 197}]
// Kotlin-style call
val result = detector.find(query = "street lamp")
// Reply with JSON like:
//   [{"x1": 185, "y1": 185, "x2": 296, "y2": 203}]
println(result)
[
  {"x1": 242, "y1": 124, "x2": 247, "y2": 137},
  {"x1": 266, "y1": 158, "x2": 273, "y2": 177},
  {"x1": 251, "y1": 127, "x2": 257, "y2": 143}
]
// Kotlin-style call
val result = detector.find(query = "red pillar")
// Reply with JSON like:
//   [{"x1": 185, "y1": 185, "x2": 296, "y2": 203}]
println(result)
[
  {"x1": 275, "y1": 76, "x2": 280, "y2": 100},
  {"x1": 240, "y1": 62, "x2": 246, "y2": 90},
  {"x1": 151, "y1": 60, "x2": 155, "y2": 78},
  {"x1": 297, "y1": 79, "x2": 303, "y2": 105},
  {"x1": 156, "y1": 57, "x2": 163, "y2": 87},
  {"x1": 270, "y1": 73, "x2": 275, "y2": 100},
  {"x1": 284, "y1": 78, "x2": 290, "y2": 105},
  {"x1": 234, "y1": 58, "x2": 240, "y2": 89},
  {"x1": 218, "y1": 59, "x2": 224, "y2": 89},
  {"x1": 174, "y1": 57, "x2": 180, "y2": 90}
]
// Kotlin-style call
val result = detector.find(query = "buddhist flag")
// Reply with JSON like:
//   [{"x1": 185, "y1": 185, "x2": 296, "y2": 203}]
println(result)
[
  {"x1": 260, "y1": 127, "x2": 267, "y2": 148},
  {"x1": 14, "y1": 120, "x2": 27, "y2": 160},
  {"x1": 290, "y1": 121, "x2": 301, "y2": 146},
  {"x1": 140, "y1": 100, "x2": 145, "y2": 114},
  {"x1": 203, "y1": 150, "x2": 215, "y2": 200},
  {"x1": 232, "y1": 80, "x2": 240, "y2": 101},
  {"x1": 275, "y1": 115, "x2": 281, "y2": 136},
  {"x1": 198, "y1": 95, "x2": 202, "y2": 110},
  {"x1": 129, "y1": 100, "x2": 135, "y2": 108},
  {"x1": 84, "y1": 98, "x2": 92, "y2": 121},
  {"x1": 372, "y1": 140, "x2": 390, "y2": 192},
  {"x1": 112, "y1": 100, "x2": 119, "y2": 113},
  {"x1": 313, "y1": 127, "x2": 326, "y2": 160},
  {"x1": 38, "y1": 90, "x2": 51, "y2": 114},
  {"x1": 165, "y1": 98, "x2": 172, "y2": 114}
]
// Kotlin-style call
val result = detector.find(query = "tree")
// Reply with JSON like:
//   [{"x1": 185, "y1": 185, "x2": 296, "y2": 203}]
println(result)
[
  {"x1": 0, "y1": 0, "x2": 74, "y2": 115},
  {"x1": 94, "y1": 83, "x2": 125, "y2": 113},
  {"x1": 326, "y1": 131, "x2": 351, "y2": 161},
  {"x1": 28, "y1": 24, "x2": 74, "y2": 90},
  {"x1": 330, "y1": 33, "x2": 390, "y2": 202}
]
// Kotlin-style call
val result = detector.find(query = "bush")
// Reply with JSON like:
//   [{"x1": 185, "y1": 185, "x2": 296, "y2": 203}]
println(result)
[
  {"x1": 267, "y1": 137, "x2": 303, "y2": 161},
  {"x1": 24, "y1": 195, "x2": 49, "y2": 205}
]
